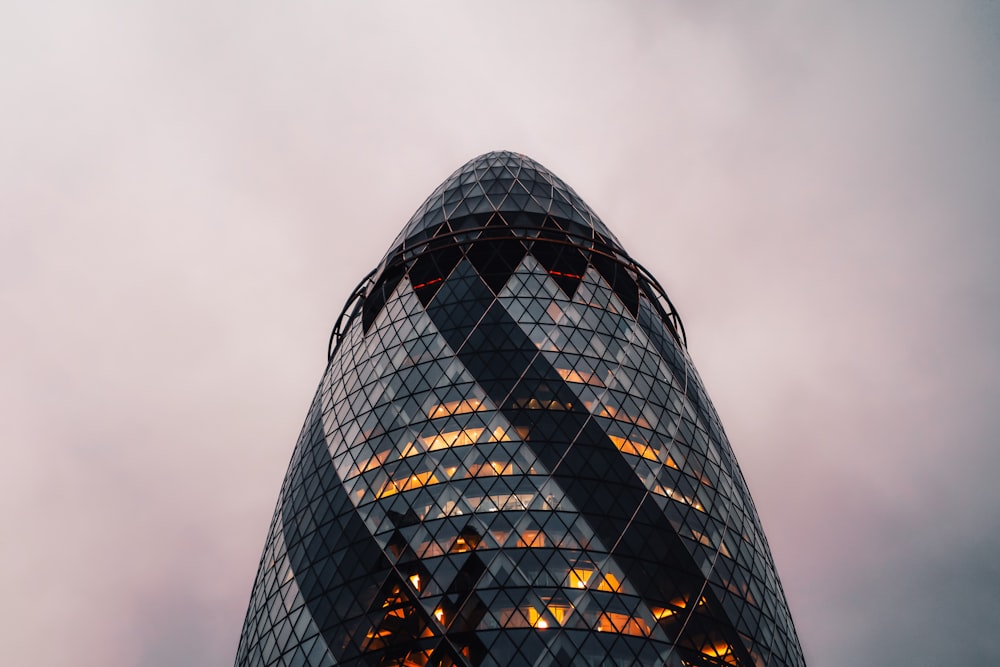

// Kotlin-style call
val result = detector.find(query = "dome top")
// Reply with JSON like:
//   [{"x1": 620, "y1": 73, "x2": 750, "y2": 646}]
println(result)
[{"x1": 387, "y1": 151, "x2": 621, "y2": 256}]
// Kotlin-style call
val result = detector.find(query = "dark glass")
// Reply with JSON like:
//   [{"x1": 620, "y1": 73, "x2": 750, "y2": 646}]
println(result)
[{"x1": 235, "y1": 152, "x2": 806, "y2": 667}]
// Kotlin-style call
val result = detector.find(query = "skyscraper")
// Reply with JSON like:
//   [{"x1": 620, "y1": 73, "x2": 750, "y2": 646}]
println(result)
[{"x1": 235, "y1": 152, "x2": 805, "y2": 667}]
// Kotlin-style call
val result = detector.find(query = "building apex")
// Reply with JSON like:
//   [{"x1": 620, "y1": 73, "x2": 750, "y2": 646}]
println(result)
[{"x1": 387, "y1": 151, "x2": 621, "y2": 256}]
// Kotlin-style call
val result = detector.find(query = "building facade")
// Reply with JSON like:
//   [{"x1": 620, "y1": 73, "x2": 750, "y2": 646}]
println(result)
[{"x1": 235, "y1": 152, "x2": 805, "y2": 667}]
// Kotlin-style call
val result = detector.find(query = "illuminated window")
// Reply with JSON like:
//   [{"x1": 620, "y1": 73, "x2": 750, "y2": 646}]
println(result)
[
  {"x1": 420, "y1": 427, "x2": 485, "y2": 451},
  {"x1": 596, "y1": 612, "x2": 649, "y2": 636},
  {"x1": 596, "y1": 572, "x2": 622, "y2": 593},
  {"x1": 400, "y1": 649, "x2": 434, "y2": 667},
  {"x1": 569, "y1": 568, "x2": 593, "y2": 589},
  {"x1": 651, "y1": 606, "x2": 676, "y2": 620},
  {"x1": 567, "y1": 567, "x2": 621, "y2": 592},
  {"x1": 652, "y1": 596, "x2": 705, "y2": 623},
  {"x1": 702, "y1": 642, "x2": 737, "y2": 665},
  {"x1": 477, "y1": 493, "x2": 535, "y2": 512},
  {"x1": 511, "y1": 397, "x2": 573, "y2": 411},
  {"x1": 527, "y1": 607, "x2": 549, "y2": 628},
  {"x1": 691, "y1": 529, "x2": 713, "y2": 547},
  {"x1": 517, "y1": 530, "x2": 546, "y2": 548},
  {"x1": 500, "y1": 603, "x2": 569, "y2": 629},
  {"x1": 381, "y1": 584, "x2": 406, "y2": 607},
  {"x1": 427, "y1": 398, "x2": 484, "y2": 419},
  {"x1": 556, "y1": 367, "x2": 605, "y2": 387},
  {"x1": 490, "y1": 426, "x2": 512, "y2": 442},
  {"x1": 349, "y1": 449, "x2": 391, "y2": 478},
  {"x1": 451, "y1": 528, "x2": 481, "y2": 552},
  {"x1": 466, "y1": 461, "x2": 515, "y2": 477},
  {"x1": 608, "y1": 435, "x2": 659, "y2": 462},
  {"x1": 411, "y1": 276, "x2": 442, "y2": 291},
  {"x1": 586, "y1": 402, "x2": 652, "y2": 428},
  {"x1": 417, "y1": 540, "x2": 444, "y2": 559},
  {"x1": 394, "y1": 426, "x2": 511, "y2": 463},
  {"x1": 546, "y1": 603, "x2": 570, "y2": 625},
  {"x1": 658, "y1": 486, "x2": 704, "y2": 512},
  {"x1": 377, "y1": 471, "x2": 440, "y2": 498}
]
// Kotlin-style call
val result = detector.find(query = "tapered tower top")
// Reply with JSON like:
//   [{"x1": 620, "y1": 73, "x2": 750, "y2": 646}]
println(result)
[
  {"x1": 237, "y1": 152, "x2": 805, "y2": 667},
  {"x1": 388, "y1": 151, "x2": 622, "y2": 256},
  {"x1": 354, "y1": 152, "x2": 686, "y2": 359}
]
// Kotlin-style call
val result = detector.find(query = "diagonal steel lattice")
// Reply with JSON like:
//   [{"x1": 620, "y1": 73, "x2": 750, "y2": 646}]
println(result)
[{"x1": 235, "y1": 152, "x2": 806, "y2": 667}]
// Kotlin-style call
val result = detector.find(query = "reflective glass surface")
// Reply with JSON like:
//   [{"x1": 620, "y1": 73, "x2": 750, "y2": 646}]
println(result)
[{"x1": 236, "y1": 152, "x2": 805, "y2": 667}]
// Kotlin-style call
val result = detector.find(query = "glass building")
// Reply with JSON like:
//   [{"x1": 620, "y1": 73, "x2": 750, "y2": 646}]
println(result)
[{"x1": 235, "y1": 152, "x2": 805, "y2": 667}]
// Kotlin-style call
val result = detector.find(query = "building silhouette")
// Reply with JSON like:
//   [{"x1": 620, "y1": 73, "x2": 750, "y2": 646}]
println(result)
[{"x1": 235, "y1": 152, "x2": 805, "y2": 667}]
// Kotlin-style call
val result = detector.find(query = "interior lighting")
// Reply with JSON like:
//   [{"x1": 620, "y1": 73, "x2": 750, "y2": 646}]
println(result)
[
  {"x1": 427, "y1": 399, "x2": 484, "y2": 419},
  {"x1": 608, "y1": 435, "x2": 659, "y2": 462},
  {"x1": 556, "y1": 367, "x2": 604, "y2": 386}
]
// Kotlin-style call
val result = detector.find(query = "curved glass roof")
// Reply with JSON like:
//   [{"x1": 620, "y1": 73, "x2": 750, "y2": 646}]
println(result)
[{"x1": 386, "y1": 151, "x2": 622, "y2": 257}]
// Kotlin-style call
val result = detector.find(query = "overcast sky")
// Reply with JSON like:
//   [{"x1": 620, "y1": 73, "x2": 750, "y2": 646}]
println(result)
[{"x1": 2, "y1": 2, "x2": 999, "y2": 666}]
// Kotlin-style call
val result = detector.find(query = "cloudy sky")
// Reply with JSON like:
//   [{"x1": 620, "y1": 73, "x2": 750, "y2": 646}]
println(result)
[{"x1": 2, "y1": 1, "x2": 999, "y2": 665}]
